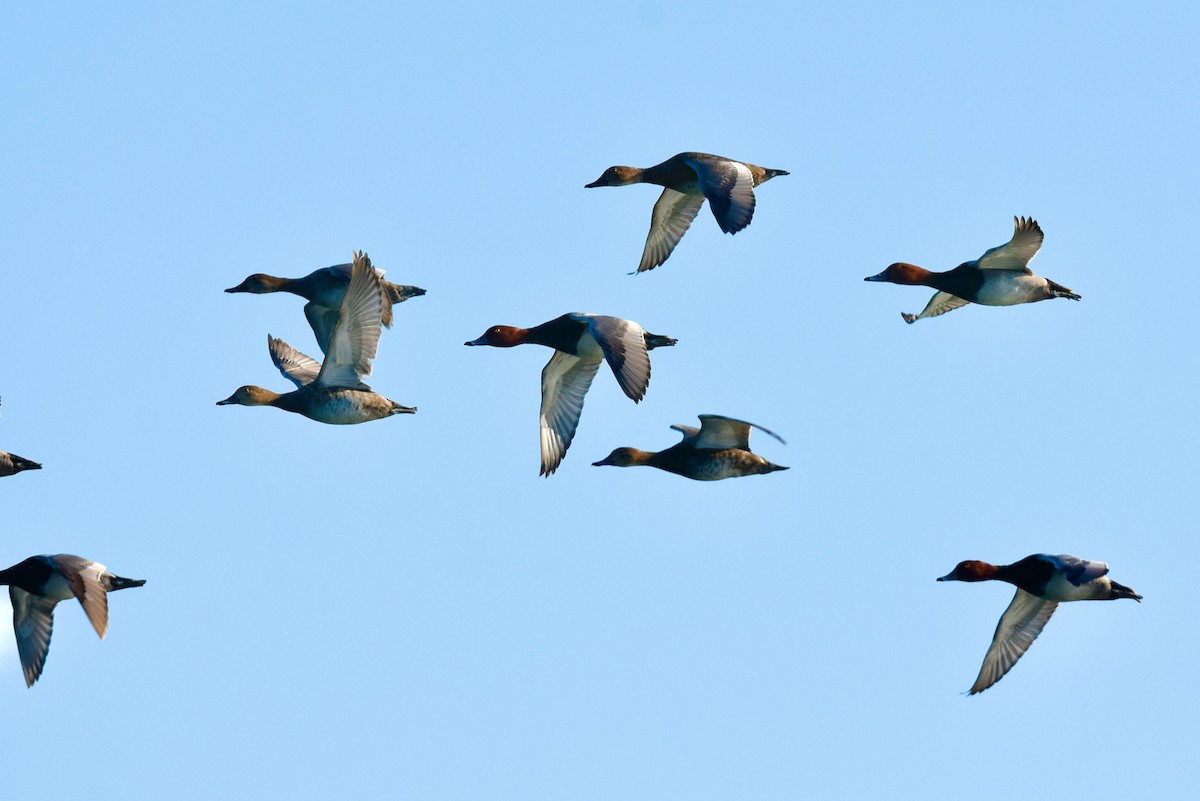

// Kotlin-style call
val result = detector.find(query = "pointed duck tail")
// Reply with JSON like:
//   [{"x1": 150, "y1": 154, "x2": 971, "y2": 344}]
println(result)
[
  {"x1": 643, "y1": 332, "x2": 678, "y2": 350},
  {"x1": 9, "y1": 454, "x2": 42, "y2": 472},
  {"x1": 384, "y1": 281, "x2": 427, "y2": 304},
  {"x1": 1109, "y1": 580, "x2": 1142, "y2": 602},
  {"x1": 107, "y1": 575, "x2": 147, "y2": 592},
  {"x1": 1046, "y1": 278, "x2": 1081, "y2": 301}
]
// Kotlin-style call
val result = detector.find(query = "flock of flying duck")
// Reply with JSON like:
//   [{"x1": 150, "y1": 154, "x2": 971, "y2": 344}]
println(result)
[{"x1": 2, "y1": 152, "x2": 1137, "y2": 694}]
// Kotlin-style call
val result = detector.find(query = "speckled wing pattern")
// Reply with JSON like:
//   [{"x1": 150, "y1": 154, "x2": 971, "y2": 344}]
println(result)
[
  {"x1": 903, "y1": 291, "x2": 972, "y2": 324},
  {"x1": 316, "y1": 252, "x2": 384, "y2": 390},
  {"x1": 969, "y1": 589, "x2": 1058, "y2": 695},
  {"x1": 586, "y1": 315, "x2": 652, "y2": 402},
  {"x1": 10, "y1": 587, "x2": 57, "y2": 687},
  {"x1": 638, "y1": 189, "x2": 706, "y2": 273},
  {"x1": 1042, "y1": 554, "x2": 1109, "y2": 587},
  {"x1": 685, "y1": 156, "x2": 756, "y2": 234},
  {"x1": 268, "y1": 335, "x2": 322, "y2": 388},
  {"x1": 693, "y1": 415, "x2": 786, "y2": 451},
  {"x1": 539, "y1": 351, "x2": 602, "y2": 476},
  {"x1": 974, "y1": 216, "x2": 1044, "y2": 272}
]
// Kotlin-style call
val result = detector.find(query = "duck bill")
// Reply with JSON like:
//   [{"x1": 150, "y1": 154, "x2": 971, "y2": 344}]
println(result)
[
  {"x1": 584, "y1": 178, "x2": 606, "y2": 188},
  {"x1": 592, "y1": 456, "x2": 615, "y2": 467},
  {"x1": 216, "y1": 394, "x2": 238, "y2": 405},
  {"x1": 464, "y1": 336, "x2": 488, "y2": 346},
  {"x1": 936, "y1": 573, "x2": 954, "y2": 582},
  {"x1": 864, "y1": 271, "x2": 888, "y2": 282},
  {"x1": 224, "y1": 280, "x2": 252, "y2": 293}
]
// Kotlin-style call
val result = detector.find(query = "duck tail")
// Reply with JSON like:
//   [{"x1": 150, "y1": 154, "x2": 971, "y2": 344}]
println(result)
[
  {"x1": 643, "y1": 332, "x2": 678, "y2": 350},
  {"x1": 1110, "y1": 580, "x2": 1142, "y2": 602},
  {"x1": 384, "y1": 281, "x2": 427, "y2": 305},
  {"x1": 761, "y1": 168, "x2": 790, "y2": 182},
  {"x1": 389, "y1": 402, "x2": 418, "y2": 415},
  {"x1": 9, "y1": 454, "x2": 42, "y2": 472},
  {"x1": 766, "y1": 463, "x2": 790, "y2": 474},
  {"x1": 1047, "y1": 279, "x2": 1081, "y2": 301},
  {"x1": 108, "y1": 575, "x2": 147, "y2": 592}
]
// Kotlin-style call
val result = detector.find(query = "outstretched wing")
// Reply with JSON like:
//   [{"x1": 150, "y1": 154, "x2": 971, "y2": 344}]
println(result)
[
  {"x1": 585, "y1": 315, "x2": 653, "y2": 402},
  {"x1": 902, "y1": 291, "x2": 971, "y2": 324},
  {"x1": 637, "y1": 189, "x2": 706, "y2": 273},
  {"x1": 968, "y1": 589, "x2": 1058, "y2": 695},
  {"x1": 684, "y1": 156, "x2": 756, "y2": 234},
  {"x1": 539, "y1": 352, "x2": 602, "y2": 476},
  {"x1": 303, "y1": 303, "x2": 341, "y2": 357},
  {"x1": 268, "y1": 335, "x2": 321, "y2": 388},
  {"x1": 53, "y1": 555, "x2": 110, "y2": 639},
  {"x1": 316, "y1": 252, "x2": 384, "y2": 390},
  {"x1": 10, "y1": 587, "x2": 58, "y2": 687},
  {"x1": 974, "y1": 216, "x2": 1044, "y2": 273},
  {"x1": 694, "y1": 415, "x2": 786, "y2": 451}
]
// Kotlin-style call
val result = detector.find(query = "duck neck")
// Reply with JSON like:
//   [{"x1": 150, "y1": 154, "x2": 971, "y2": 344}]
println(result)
[{"x1": 524, "y1": 315, "x2": 585, "y2": 349}]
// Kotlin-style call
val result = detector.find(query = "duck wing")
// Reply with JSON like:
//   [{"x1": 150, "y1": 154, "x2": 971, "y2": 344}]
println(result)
[
  {"x1": 268, "y1": 335, "x2": 321, "y2": 388},
  {"x1": 902, "y1": 291, "x2": 971, "y2": 324},
  {"x1": 670, "y1": 423, "x2": 701, "y2": 442},
  {"x1": 974, "y1": 216, "x2": 1044, "y2": 273},
  {"x1": 585, "y1": 315, "x2": 653, "y2": 402},
  {"x1": 539, "y1": 351, "x2": 602, "y2": 476},
  {"x1": 303, "y1": 302, "x2": 341, "y2": 356},
  {"x1": 968, "y1": 589, "x2": 1057, "y2": 695},
  {"x1": 637, "y1": 189, "x2": 706, "y2": 273},
  {"x1": 9, "y1": 587, "x2": 57, "y2": 687},
  {"x1": 1042, "y1": 554, "x2": 1109, "y2": 587},
  {"x1": 684, "y1": 156, "x2": 756, "y2": 234},
  {"x1": 694, "y1": 415, "x2": 786, "y2": 450},
  {"x1": 52, "y1": 555, "x2": 110, "y2": 639},
  {"x1": 315, "y1": 252, "x2": 384, "y2": 390}
]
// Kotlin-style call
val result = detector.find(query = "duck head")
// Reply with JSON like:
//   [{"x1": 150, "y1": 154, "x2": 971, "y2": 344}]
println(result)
[
  {"x1": 225, "y1": 274, "x2": 286, "y2": 293},
  {"x1": 937, "y1": 560, "x2": 999, "y2": 582},
  {"x1": 464, "y1": 326, "x2": 527, "y2": 347},
  {"x1": 590, "y1": 448, "x2": 648, "y2": 465},
  {"x1": 216, "y1": 386, "x2": 280, "y2": 407},
  {"x1": 585, "y1": 166, "x2": 641, "y2": 188},
  {"x1": 864, "y1": 263, "x2": 929, "y2": 285}
]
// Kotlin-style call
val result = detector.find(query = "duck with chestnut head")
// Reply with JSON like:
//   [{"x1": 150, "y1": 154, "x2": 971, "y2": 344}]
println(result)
[
  {"x1": 938, "y1": 553, "x2": 1140, "y2": 695},
  {"x1": 866, "y1": 216, "x2": 1080, "y2": 323}
]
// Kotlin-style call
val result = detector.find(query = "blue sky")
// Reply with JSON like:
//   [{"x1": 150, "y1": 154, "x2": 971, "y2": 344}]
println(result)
[{"x1": 2, "y1": 1, "x2": 1196, "y2": 798}]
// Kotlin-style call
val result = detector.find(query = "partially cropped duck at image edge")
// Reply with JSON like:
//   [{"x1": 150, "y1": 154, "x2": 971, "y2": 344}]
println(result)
[{"x1": 0, "y1": 554, "x2": 146, "y2": 687}]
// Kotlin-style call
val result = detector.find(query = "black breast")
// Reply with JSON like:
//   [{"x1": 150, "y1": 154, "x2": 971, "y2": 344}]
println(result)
[{"x1": 997, "y1": 555, "x2": 1058, "y2": 596}]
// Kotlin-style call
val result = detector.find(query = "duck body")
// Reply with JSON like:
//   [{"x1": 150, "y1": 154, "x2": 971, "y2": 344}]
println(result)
[
  {"x1": 466, "y1": 313, "x2": 677, "y2": 475},
  {"x1": 865, "y1": 217, "x2": 1081, "y2": 323},
  {"x1": 0, "y1": 554, "x2": 146, "y2": 687},
  {"x1": 218, "y1": 252, "x2": 417, "y2": 424},
  {"x1": 1, "y1": 450, "x2": 42, "y2": 477},
  {"x1": 220, "y1": 382, "x2": 415, "y2": 425},
  {"x1": 226, "y1": 262, "x2": 425, "y2": 355},
  {"x1": 938, "y1": 553, "x2": 1140, "y2": 694},
  {"x1": 586, "y1": 152, "x2": 788, "y2": 273},
  {"x1": 593, "y1": 415, "x2": 788, "y2": 481}
]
